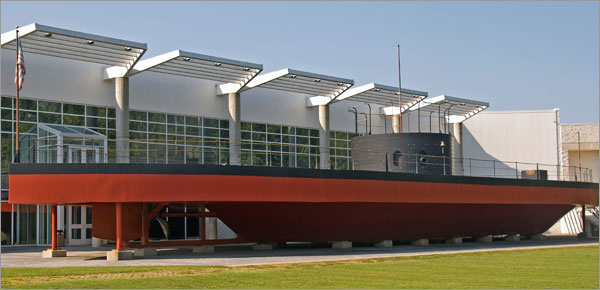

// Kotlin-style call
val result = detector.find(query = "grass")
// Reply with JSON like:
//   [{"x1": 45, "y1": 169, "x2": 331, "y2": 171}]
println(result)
[{"x1": 1, "y1": 246, "x2": 598, "y2": 289}]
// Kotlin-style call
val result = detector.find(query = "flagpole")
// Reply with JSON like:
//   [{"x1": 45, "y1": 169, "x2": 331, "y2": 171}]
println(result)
[{"x1": 14, "y1": 26, "x2": 20, "y2": 163}]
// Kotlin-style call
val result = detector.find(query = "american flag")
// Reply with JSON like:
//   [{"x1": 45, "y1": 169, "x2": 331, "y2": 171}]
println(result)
[{"x1": 14, "y1": 39, "x2": 26, "y2": 91}]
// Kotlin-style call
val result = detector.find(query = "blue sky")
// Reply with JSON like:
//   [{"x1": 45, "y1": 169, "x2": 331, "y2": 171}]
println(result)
[{"x1": 2, "y1": 1, "x2": 598, "y2": 123}]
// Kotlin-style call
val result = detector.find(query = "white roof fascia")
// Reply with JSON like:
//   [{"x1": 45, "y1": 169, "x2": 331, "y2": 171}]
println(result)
[
  {"x1": 335, "y1": 83, "x2": 376, "y2": 102},
  {"x1": 2, "y1": 23, "x2": 146, "y2": 49},
  {"x1": 244, "y1": 68, "x2": 291, "y2": 89},
  {"x1": 245, "y1": 68, "x2": 353, "y2": 104},
  {"x1": 126, "y1": 50, "x2": 181, "y2": 77},
  {"x1": 409, "y1": 95, "x2": 489, "y2": 123}
]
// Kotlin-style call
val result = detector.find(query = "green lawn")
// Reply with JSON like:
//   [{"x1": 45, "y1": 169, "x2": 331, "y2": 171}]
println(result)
[{"x1": 2, "y1": 246, "x2": 598, "y2": 289}]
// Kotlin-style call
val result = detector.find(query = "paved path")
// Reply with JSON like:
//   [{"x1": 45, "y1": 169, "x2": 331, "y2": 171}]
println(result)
[{"x1": 1, "y1": 237, "x2": 597, "y2": 268}]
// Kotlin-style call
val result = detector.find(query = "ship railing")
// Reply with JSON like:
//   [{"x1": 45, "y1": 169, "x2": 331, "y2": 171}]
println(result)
[{"x1": 11, "y1": 137, "x2": 595, "y2": 183}]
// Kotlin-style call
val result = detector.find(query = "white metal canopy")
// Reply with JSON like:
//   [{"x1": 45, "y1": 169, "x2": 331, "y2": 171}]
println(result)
[
  {"x1": 243, "y1": 68, "x2": 353, "y2": 101},
  {"x1": 408, "y1": 95, "x2": 489, "y2": 123},
  {"x1": 130, "y1": 50, "x2": 262, "y2": 86},
  {"x1": 1, "y1": 23, "x2": 147, "y2": 74},
  {"x1": 335, "y1": 83, "x2": 427, "y2": 111}
]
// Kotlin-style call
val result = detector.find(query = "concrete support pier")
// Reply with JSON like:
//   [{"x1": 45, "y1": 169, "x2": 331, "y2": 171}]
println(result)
[
  {"x1": 253, "y1": 243, "x2": 274, "y2": 251},
  {"x1": 193, "y1": 245, "x2": 215, "y2": 254},
  {"x1": 115, "y1": 77, "x2": 129, "y2": 163},
  {"x1": 374, "y1": 240, "x2": 393, "y2": 248},
  {"x1": 42, "y1": 249, "x2": 67, "y2": 258},
  {"x1": 318, "y1": 104, "x2": 330, "y2": 169},
  {"x1": 445, "y1": 237, "x2": 462, "y2": 244},
  {"x1": 107, "y1": 250, "x2": 133, "y2": 261},
  {"x1": 505, "y1": 234, "x2": 520, "y2": 242},
  {"x1": 332, "y1": 241, "x2": 352, "y2": 249},
  {"x1": 411, "y1": 239, "x2": 429, "y2": 246},
  {"x1": 529, "y1": 234, "x2": 546, "y2": 241},
  {"x1": 133, "y1": 248, "x2": 157, "y2": 257},
  {"x1": 228, "y1": 92, "x2": 241, "y2": 165},
  {"x1": 476, "y1": 235, "x2": 493, "y2": 243},
  {"x1": 207, "y1": 217, "x2": 217, "y2": 240}
]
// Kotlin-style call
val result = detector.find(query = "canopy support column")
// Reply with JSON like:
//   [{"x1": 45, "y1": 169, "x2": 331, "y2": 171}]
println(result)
[
  {"x1": 392, "y1": 114, "x2": 401, "y2": 133},
  {"x1": 228, "y1": 92, "x2": 241, "y2": 166},
  {"x1": 115, "y1": 77, "x2": 129, "y2": 163},
  {"x1": 454, "y1": 122, "x2": 464, "y2": 175},
  {"x1": 319, "y1": 105, "x2": 330, "y2": 169}
]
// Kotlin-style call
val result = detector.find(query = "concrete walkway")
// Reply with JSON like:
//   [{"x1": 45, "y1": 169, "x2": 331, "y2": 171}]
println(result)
[{"x1": 1, "y1": 236, "x2": 597, "y2": 268}]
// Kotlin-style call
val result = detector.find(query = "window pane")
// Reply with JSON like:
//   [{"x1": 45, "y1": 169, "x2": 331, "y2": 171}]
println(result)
[
  {"x1": 296, "y1": 128, "x2": 309, "y2": 136},
  {"x1": 267, "y1": 125, "x2": 281, "y2": 134},
  {"x1": 130, "y1": 121, "x2": 147, "y2": 131},
  {"x1": 86, "y1": 106, "x2": 106, "y2": 117},
  {"x1": 203, "y1": 118, "x2": 219, "y2": 128},
  {"x1": 203, "y1": 128, "x2": 219, "y2": 138},
  {"x1": 19, "y1": 99, "x2": 37, "y2": 110},
  {"x1": 1, "y1": 97, "x2": 12, "y2": 108},
  {"x1": 19, "y1": 111, "x2": 36, "y2": 122},
  {"x1": 148, "y1": 123, "x2": 166, "y2": 133},
  {"x1": 38, "y1": 113, "x2": 61, "y2": 124},
  {"x1": 63, "y1": 115, "x2": 84, "y2": 126},
  {"x1": 72, "y1": 207, "x2": 81, "y2": 224},
  {"x1": 186, "y1": 116, "x2": 199, "y2": 126},
  {"x1": 63, "y1": 104, "x2": 84, "y2": 115},
  {"x1": 129, "y1": 111, "x2": 147, "y2": 121},
  {"x1": 39, "y1": 101, "x2": 61, "y2": 113},
  {"x1": 107, "y1": 108, "x2": 116, "y2": 118},
  {"x1": 130, "y1": 142, "x2": 147, "y2": 163},
  {"x1": 148, "y1": 112, "x2": 166, "y2": 123},
  {"x1": 186, "y1": 126, "x2": 200, "y2": 136},
  {"x1": 185, "y1": 146, "x2": 201, "y2": 164},
  {"x1": 252, "y1": 123, "x2": 265, "y2": 132}
]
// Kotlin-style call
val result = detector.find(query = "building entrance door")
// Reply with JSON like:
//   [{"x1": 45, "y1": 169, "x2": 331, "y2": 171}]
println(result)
[{"x1": 65, "y1": 145, "x2": 98, "y2": 245}]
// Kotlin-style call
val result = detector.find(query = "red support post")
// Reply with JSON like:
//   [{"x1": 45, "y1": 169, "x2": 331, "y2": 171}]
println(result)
[
  {"x1": 116, "y1": 202, "x2": 123, "y2": 251},
  {"x1": 51, "y1": 204, "x2": 58, "y2": 250},
  {"x1": 141, "y1": 203, "x2": 148, "y2": 247}
]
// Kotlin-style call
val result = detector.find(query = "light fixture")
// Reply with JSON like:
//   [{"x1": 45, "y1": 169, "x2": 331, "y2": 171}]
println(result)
[
  {"x1": 124, "y1": 47, "x2": 132, "y2": 51},
  {"x1": 460, "y1": 102, "x2": 466, "y2": 106},
  {"x1": 44, "y1": 32, "x2": 53, "y2": 37},
  {"x1": 314, "y1": 78, "x2": 321, "y2": 83},
  {"x1": 338, "y1": 82, "x2": 345, "y2": 86},
  {"x1": 395, "y1": 92, "x2": 401, "y2": 95},
  {"x1": 243, "y1": 67, "x2": 250, "y2": 71},
  {"x1": 214, "y1": 62, "x2": 222, "y2": 66},
  {"x1": 374, "y1": 88, "x2": 381, "y2": 92},
  {"x1": 87, "y1": 40, "x2": 94, "y2": 45},
  {"x1": 183, "y1": 57, "x2": 191, "y2": 61},
  {"x1": 289, "y1": 74, "x2": 297, "y2": 78}
]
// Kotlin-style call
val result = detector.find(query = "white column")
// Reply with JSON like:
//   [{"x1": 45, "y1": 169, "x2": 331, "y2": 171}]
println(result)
[
  {"x1": 453, "y1": 122, "x2": 464, "y2": 175},
  {"x1": 115, "y1": 77, "x2": 129, "y2": 163},
  {"x1": 392, "y1": 114, "x2": 401, "y2": 133},
  {"x1": 319, "y1": 105, "x2": 330, "y2": 169},
  {"x1": 228, "y1": 92, "x2": 241, "y2": 165}
]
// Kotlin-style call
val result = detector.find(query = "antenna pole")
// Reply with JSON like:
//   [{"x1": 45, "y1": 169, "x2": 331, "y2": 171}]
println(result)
[{"x1": 393, "y1": 45, "x2": 403, "y2": 133}]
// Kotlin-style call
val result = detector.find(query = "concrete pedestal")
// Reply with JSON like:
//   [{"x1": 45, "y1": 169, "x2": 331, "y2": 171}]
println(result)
[
  {"x1": 253, "y1": 243, "x2": 274, "y2": 251},
  {"x1": 529, "y1": 234, "x2": 545, "y2": 241},
  {"x1": 106, "y1": 250, "x2": 133, "y2": 261},
  {"x1": 332, "y1": 241, "x2": 352, "y2": 249},
  {"x1": 92, "y1": 237, "x2": 103, "y2": 248},
  {"x1": 133, "y1": 248, "x2": 157, "y2": 257},
  {"x1": 476, "y1": 235, "x2": 493, "y2": 243},
  {"x1": 445, "y1": 237, "x2": 462, "y2": 244},
  {"x1": 192, "y1": 245, "x2": 215, "y2": 254},
  {"x1": 505, "y1": 235, "x2": 520, "y2": 242},
  {"x1": 42, "y1": 249, "x2": 67, "y2": 258},
  {"x1": 374, "y1": 240, "x2": 393, "y2": 248},
  {"x1": 411, "y1": 239, "x2": 429, "y2": 246}
]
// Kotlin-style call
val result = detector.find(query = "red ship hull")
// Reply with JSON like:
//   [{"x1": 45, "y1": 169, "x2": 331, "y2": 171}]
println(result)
[{"x1": 8, "y1": 164, "x2": 598, "y2": 244}]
